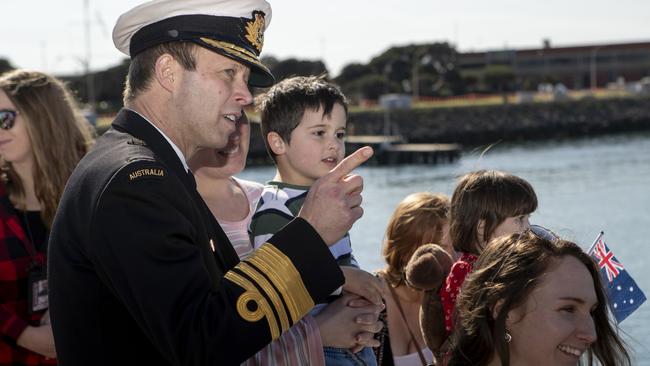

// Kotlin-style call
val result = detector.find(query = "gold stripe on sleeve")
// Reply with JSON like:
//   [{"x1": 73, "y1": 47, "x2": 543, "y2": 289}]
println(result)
[
  {"x1": 224, "y1": 271, "x2": 280, "y2": 339},
  {"x1": 246, "y1": 244, "x2": 315, "y2": 323},
  {"x1": 238, "y1": 262, "x2": 290, "y2": 333}
]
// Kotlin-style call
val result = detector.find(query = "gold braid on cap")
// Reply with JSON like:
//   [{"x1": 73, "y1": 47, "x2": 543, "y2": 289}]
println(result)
[
  {"x1": 199, "y1": 38, "x2": 266, "y2": 69},
  {"x1": 244, "y1": 11, "x2": 265, "y2": 52}
]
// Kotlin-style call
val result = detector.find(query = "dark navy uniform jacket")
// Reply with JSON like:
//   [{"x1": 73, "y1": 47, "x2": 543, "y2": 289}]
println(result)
[{"x1": 48, "y1": 109, "x2": 343, "y2": 365}]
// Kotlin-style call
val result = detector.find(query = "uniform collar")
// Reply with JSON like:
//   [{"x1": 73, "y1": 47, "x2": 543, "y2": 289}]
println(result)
[{"x1": 124, "y1": 108, "x2": 190, "y2": 172}]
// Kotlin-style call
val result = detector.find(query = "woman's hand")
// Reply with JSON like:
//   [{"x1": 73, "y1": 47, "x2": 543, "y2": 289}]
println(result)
[{"x1": 315, "y1": 292, "x2": 384, "y2": 351}]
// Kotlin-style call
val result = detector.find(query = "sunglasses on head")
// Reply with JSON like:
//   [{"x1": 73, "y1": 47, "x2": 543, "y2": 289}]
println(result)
[
  {"x1": 527, "y1": 224, "x2": 560, "y2": 243},
  {"x1": 0, "y1": 110, "x2": 17, "y2": 130},
  {"x1": 489, "y1": 224, "x2": 560, "y2": 284}
]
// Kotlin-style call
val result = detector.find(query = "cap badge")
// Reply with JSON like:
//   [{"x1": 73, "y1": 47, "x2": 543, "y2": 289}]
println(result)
[{"x1": 244, "y1": 11, "x2": 265, "y2": 53}]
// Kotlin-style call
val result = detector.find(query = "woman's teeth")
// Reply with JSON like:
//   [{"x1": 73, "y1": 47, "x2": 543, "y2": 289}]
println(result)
[{"x1": 557, "y1": 344, "x2": 583, "y2": 357}]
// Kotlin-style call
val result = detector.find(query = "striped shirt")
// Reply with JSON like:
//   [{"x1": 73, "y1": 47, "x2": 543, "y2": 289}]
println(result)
[
  {"x1": 250, "y1": 182, "x2": 357, "y2": 267},
  {"x1": 250, "y1": 182, "x2": 358, "y2": 315},
  {"x1": 216, "y1": 177, "x2": 325, "y2": 366}
]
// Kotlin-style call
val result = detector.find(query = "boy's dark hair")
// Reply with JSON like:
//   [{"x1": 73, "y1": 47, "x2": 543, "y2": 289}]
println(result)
[
  {"x1": 255, "y1": 75, "x2": 348, "y2": 160},
  {"x1": 123, "y1": 42, "x2": 198, "y2": 104},
  {"x1": 450, "y1": 170, "x2": 537, "y2": 255}
]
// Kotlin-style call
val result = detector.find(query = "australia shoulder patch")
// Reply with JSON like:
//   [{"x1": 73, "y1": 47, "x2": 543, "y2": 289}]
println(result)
[{"x1": 127, "y1": 166, "x2": 166, "y2": 181}]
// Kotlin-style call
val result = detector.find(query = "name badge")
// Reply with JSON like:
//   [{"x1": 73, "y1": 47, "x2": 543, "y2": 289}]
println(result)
[{"x1": 27, "y1": 265, "x2": 48, "y2": 314}]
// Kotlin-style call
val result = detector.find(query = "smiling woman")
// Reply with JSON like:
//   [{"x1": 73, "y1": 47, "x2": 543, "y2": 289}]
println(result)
[{"x1": 447, "y1": 230, "x2": 631, "y2": 366}]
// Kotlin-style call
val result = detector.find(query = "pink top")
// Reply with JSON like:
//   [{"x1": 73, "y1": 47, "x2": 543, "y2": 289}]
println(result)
[
  {"x1": 217, "y1": 178, "x2": 262, "y2": 260},
  {"x1": 217, "y1": 177, "x2": 325, "y2": 366},
  {"x1": 439, "y1": 252, "x2": 478, "y2": 334}
]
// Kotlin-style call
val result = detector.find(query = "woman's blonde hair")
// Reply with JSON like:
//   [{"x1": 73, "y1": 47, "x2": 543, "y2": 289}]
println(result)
[
  {"x1": 381, "y1": 192, "x2": 450, "y2": 287},
  {"x1": 0, "y1": 69, "x2": 94, "y2": 227}
]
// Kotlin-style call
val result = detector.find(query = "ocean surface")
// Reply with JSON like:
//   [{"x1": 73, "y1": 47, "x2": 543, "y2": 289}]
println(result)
[{"x1": 239, "y1": 131, "x2": 650, "y2": 364}]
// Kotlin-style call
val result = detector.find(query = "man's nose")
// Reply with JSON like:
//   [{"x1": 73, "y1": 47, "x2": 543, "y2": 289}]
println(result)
[{"x1": 234, "y1": 80, "x2": 253, "y2": 106}]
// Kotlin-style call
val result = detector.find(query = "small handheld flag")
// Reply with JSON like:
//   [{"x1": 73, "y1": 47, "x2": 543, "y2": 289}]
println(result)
[{"x1": 588, "y1": 232, "x2": 646, "y2": 323}]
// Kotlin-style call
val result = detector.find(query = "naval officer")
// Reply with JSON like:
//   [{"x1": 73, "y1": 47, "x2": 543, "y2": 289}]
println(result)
[{"x1": 47, "y1": 0, "x2": 373, "y2": 364}]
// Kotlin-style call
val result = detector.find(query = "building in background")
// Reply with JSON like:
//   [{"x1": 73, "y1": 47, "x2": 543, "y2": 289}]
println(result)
[{"x1": 459, "y1": 40, "x2": 650, "y2": 90}]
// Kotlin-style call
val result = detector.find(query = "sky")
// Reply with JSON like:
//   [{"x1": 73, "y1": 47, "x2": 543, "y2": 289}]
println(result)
[{"x1": 2, "y1": 0, "x2": 649, "y2": 78}]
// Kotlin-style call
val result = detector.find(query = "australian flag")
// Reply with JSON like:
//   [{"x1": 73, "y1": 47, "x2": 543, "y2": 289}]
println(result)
[{"x1": 588, "y1": 232, "x2": 646, "y2": 323}]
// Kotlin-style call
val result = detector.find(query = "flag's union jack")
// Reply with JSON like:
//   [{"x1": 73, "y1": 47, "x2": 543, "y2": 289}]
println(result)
[
  {"x1": 588, "y1": 233, "x2": 646, "y2": 323},
  {"x1": 592, "y1": 238, "x2": 624, "y2": 282}
]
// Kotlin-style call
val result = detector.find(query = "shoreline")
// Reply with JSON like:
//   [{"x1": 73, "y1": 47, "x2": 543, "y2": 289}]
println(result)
[{"x1": 245, "y1": 97, "x2": 650, "y2": 165}]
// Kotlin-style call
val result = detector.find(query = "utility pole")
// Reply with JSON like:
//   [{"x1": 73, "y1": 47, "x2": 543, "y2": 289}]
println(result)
[
  {"x1": 412, "y1": 51, "x2": 420, "y2": 101},
  {"x1": 411, "y1": 48, "x2": 431, "y2": 102},
  {"x1": 383, "y1": 62, "x2": 392, "y2": 137},
  {"x1": 590, "y1": 46, "x2": 602, "y2": 91},
  {"x1": 84, "y1": 0, "x2": 96, "y2": 112}
]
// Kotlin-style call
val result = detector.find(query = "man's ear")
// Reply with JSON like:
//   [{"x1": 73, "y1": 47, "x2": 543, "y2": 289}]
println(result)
[
  {"x1": 267, "y1": 132, "x2": 286, "y2": 156},
  {"x1": 154, "y1": 53, "x2": 178, "y2": 92}
]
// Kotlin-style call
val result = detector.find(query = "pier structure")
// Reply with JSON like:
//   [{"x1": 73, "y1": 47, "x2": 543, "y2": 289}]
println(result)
[{"x1": 345, "y1": 135, "x2": 461, "y2": 166}]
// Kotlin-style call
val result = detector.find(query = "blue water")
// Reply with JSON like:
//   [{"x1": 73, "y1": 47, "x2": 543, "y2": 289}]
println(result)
[{"x1": 239, "y1": 132, "x2": 650, "y2": 364}]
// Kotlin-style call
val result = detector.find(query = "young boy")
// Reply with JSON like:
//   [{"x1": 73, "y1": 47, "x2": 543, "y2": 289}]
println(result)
[{"x1": 250, "y1": 76, "x2": 381, "y2": 366}]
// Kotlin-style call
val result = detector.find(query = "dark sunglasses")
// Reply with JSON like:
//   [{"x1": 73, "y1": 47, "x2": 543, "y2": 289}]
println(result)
[
  {"x1": 0, "y1": 109, "x2": 17, "y2": 130},
  {"x1": 527, "y1": 224, "x2": 560, "y2": 243}
]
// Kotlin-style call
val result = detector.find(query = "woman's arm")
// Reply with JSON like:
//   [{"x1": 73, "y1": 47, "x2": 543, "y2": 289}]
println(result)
[{"x1": 16, "y1": 324, "x2": 56, "y2": 358}]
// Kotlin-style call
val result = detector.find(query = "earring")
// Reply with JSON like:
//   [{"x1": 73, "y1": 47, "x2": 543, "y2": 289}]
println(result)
[{"x1": 504, "y1": 331, "x2": 512, "y2": 343}]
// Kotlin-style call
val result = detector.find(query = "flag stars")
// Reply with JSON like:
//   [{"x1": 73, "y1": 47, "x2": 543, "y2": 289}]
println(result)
[{"x1": 589, "y1": 235, "x2": 646, "y2": 323}]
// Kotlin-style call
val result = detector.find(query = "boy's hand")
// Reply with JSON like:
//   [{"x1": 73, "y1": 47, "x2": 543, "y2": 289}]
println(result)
[
  {"x1": 299, "y1": 147, "x2": 373, "y2": 246},
  {"x1": 341, "y1": 266, "x2": 386, "y2": 305}
]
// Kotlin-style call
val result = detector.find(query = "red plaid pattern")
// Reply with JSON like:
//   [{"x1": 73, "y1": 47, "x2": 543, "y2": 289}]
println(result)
[{"x1": 0, "y1": 183, "x2": 55, "y2": 365}]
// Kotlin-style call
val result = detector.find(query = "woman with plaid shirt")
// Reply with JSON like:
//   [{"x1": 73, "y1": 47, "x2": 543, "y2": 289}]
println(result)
[{"x1": 0, "y1": 70, "x2": 93, "y2": 365}]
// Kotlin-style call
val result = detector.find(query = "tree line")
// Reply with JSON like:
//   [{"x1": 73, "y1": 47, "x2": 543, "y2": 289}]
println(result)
[{"x1": 1, "y1": 42, "x2": 519, "y2": 113}]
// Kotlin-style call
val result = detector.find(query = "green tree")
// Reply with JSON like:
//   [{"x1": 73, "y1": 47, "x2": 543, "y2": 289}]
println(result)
[
  {"x1": 64, "y1": 59, "x2": 130, "y2": 113},
  {"x1": 264, "y1": 57, "x2": 328, "y2": 81},
  {"x1": 336, "y1": 63, "x2": 372, "y2": 82},
  {"x1": 0, "y1": 58, "x2": 15, "y2": 74},
  {"x1": 347, "y1": 74, "x2": 389, "y2": 101},
  {"x1": 335, "y1": 42, "x2": 463, "y2": 100}
]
